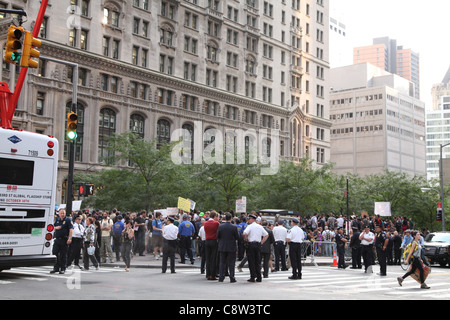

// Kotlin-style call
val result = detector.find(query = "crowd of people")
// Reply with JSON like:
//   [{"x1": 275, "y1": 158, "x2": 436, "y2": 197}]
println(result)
[{"x1": 50, "y1": 208, "x2": 431, "y2": 287}]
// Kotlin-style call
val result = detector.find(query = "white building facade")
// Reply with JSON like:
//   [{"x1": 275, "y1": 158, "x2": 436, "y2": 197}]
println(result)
[
  {"x1": 330, "y1": 63, "x2": 426, "y2": 177},
  {"x1": 426, "y1": 67, "x2": 450, "y2": 181}
]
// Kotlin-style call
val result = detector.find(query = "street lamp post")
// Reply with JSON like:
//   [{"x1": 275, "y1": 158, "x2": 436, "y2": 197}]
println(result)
[{"x1": 439, "y1": 143, "x2": 450, "y2": 231}]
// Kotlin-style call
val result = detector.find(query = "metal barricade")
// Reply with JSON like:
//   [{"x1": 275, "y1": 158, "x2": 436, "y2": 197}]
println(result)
[{"x1": 310, "y1": 241, "x2": 337, "y2": 267}]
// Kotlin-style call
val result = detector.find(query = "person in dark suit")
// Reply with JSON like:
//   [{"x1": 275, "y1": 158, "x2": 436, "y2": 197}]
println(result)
[
  {"x1": 261, "y1": 220, "x2": 275, "y2": 278},
  {"x1": 217, "y1": 212, "x2": 240, "y2": 283}
]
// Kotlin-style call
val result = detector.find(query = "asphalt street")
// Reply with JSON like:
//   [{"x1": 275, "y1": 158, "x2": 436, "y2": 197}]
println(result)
[{"x1": 1, "y1": 257, "x2": 450, "y2": 301}]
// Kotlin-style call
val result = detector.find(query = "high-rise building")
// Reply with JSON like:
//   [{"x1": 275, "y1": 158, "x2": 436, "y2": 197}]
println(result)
[
  {"x1": 1, "y1": 0, "x2": 331, "y2": 204},
  {"x1": 329, "y1": 63, "x2": 426, "y2": 177},
  {"x1": 426, "y1": 66, "x2": 450, "y2": 181},
  {"x1": 353, "y1": 37, "x2": 420, "y2": 100},
  {"x1": 328, "y1": 12, "x2": 351, "y2": 68}
]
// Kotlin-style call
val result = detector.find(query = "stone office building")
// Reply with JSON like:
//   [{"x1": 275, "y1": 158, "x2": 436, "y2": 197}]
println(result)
[{"x1": 1, "y1": 0, "x2": 331, "y2": 204}]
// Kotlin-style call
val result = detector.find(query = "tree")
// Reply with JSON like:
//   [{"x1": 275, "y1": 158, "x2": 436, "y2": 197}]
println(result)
[
  {"x1": 250, "y1": 159, "x2": 335, "y2": 215},
  {"x1": 82, "y1": 132, "x2": 184, "y2": 211},
  {"x1": 192, "y1": 146, "x2": 260, "y2": 211}
]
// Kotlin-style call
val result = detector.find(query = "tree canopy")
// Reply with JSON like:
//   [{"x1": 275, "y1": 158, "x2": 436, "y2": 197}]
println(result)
[{"x1": 76, "y1": 132, "x2": 447, "y2": 232}]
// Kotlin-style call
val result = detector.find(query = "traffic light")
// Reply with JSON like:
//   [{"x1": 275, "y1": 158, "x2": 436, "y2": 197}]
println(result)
[
  {"x1": 21, "y1": 31, "x2": 41, "y2": 68},
  {"x1": 79, "y1": 184, "x2": 94, "y2": 196},
  {"x1": 437, "y1": 208, "x2": 443, "y2": 222},
  {"x1": 66, "y1": 112, "x2": 78, "y2": 141},
  {"x1": 4, "y1": 26, "x2": 24, "y2": 64}
]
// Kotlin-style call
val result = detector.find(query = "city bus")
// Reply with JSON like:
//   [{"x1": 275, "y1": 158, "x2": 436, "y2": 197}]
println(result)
[{"x1": 0, "y1": 127, "x2": 58, "y2": 271}]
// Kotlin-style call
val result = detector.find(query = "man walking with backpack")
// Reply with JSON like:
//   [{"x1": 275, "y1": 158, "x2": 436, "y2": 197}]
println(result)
[{"x1": 112, "y1": 215, "x2": 125, "y2": 262}]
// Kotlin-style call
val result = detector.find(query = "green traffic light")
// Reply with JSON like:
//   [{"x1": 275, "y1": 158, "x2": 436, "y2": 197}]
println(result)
[
  {"x1": 67, "y1": 131, "x2": 77, "y2": 140},
  {"x1": 11, "y1": 52, "x2": 21, "y2": 61}
]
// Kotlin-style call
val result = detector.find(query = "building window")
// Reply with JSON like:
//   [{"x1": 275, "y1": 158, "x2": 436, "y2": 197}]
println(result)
[
  {"x1": 103, "y1": 7, "x2": 120, "y2": 27},
  {"x1": 36, "y1": 92, "x2": 45, "y2": 115},
  {"x1": 130, "y1": 114, "x2": 145, "y2": 138},
  {"x1": 98, "y1": 108, "x2": 116, "y2": 163},
  {"x1": 103, "y1": 36, "x2": 110, "y2": 56},
  {"x1": 182, "y1": 123, "x2": 194, "y2": 162},
  {"x1": 69, "y1": 29, "x2": 77, "y2": 47},
  {"x1": 112, "y1": 40, "x2": 120, "y2": 59},
  {"x1": 316, "y1": 148, "x2": 325, "y2": 163},
  {"x1": 80, "y1": 29, "x2": 88, "y2": 50},
  {"x1": 157, "y1": 119, "x2": 171, "y2": 148}
]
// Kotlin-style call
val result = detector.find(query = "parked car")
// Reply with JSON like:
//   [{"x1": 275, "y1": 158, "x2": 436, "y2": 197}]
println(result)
[{"x1": 423, "y1": 232, "x2": 450, "y2": 267}]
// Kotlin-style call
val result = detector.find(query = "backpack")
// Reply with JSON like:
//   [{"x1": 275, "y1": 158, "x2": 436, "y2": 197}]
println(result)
[{"x1": 403, "y1": 241, "x2": 419, "y2": 260}]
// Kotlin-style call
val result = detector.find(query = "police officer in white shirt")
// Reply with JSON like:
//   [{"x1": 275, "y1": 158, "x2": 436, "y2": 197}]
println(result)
[
  {"x1": 286, "y1": 218, "x2": 305, "y2": 279},
  {"x1": 243, "y1": 214, "x2": 269, "y2": 282},
  {"x1": 359, "y1": 225, "x2": 375, "y2": 273},
  {"x1": 272, "y1": 220, "x2": 288, "y2": 271},
  {"x1": 162, "y1": 216, "x2": 179, "y2": 273},
  {"x1": 68, "y1": 215, "x2": 84, "y2": 269}
]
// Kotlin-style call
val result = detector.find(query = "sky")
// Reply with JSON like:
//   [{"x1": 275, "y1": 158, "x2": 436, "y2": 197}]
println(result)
[{"x1": 330, "y1": 0, "x2": 450, "y2": 108}]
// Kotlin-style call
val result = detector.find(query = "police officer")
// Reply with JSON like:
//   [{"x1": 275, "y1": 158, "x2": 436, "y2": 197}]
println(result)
[
  {"x1": 243, "y1": 214, "x2": 268, "y2": 282},
  {"x1": 162, "y1": 216, "x2": 179, "y2": 273},
  {"x1": 272, "y1": 219, "x2": 288, "y2": 271},
  {"x1": 350, "y1": 227, "x2": 362, "y2": 269},
  {"x1": 286, "y1": 218, "x2": 305, "y2": 280},
  {"x1": 359, "y1": 225, "x2": 375, "y2": 273},
  {"x1": 335, "y1": 227, "x2": 348, "y2": 269},
  {"x1": 51, "y1": 209, "x2": 74, "y2": 274},
  {"x1": 375, "y1": 225, "x2": 389, "y2": 276}
]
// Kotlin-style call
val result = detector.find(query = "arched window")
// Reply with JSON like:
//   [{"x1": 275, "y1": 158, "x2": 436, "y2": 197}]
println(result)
[
  {"x1": 157, "y1": 119, "x2": 171, "y2": 148},
  {"x1": 64, "y1": 102, "x2": 84, "y2": 162},
  {"x1": 98, "y1": 108, "x2": 116, "y2": 163},
  {"x1": 130, "y1": 113, "x2": 145, "y2": 138},
  {"x1": 103, "y1": 2, "x2": 121, "y2": 27}
]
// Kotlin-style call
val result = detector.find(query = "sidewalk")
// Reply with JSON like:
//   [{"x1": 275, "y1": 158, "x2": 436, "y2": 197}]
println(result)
[{"x1": 103, "y1": 254, "x2": 335, "y2": 269}]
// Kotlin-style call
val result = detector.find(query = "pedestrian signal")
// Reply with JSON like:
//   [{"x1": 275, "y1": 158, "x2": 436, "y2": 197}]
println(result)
[
  {"x1": 87, "y1": 184, "x2": 95, "y2": 196},
  {"x1": 79, "y1": 184, "x2": 86, "y2": 196},
  {"x1": 66, "y1": 112, "x2": 78, "y2": 141},
  {"x1": 21, "y1": 31, "x2": 41, "y2": 68},
  {"x1": 79, "y1": 184, "x2": 95, "y2": 196},
  {"x1": 5, "y1": 26, "x2": 24, "y2": 64},
  {"x1": 437, "y1": 208, "x2": 443, "y2": 222}
]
